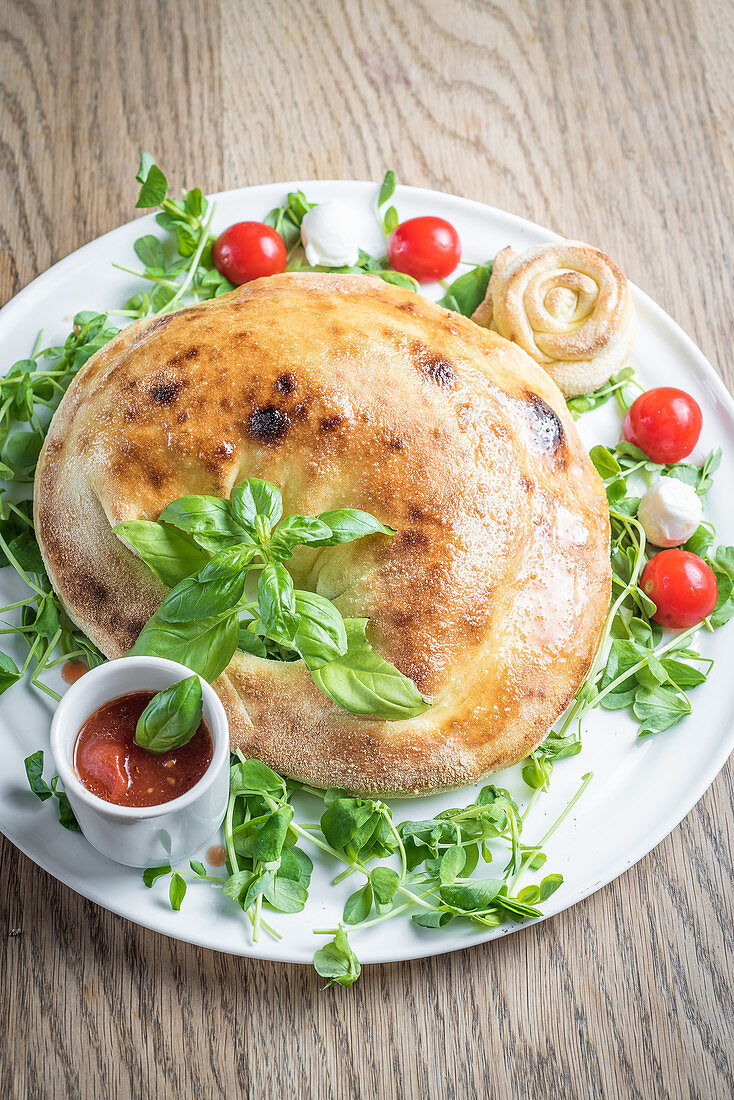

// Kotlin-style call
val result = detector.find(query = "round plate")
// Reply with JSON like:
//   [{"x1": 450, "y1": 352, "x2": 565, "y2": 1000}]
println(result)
[{"x1": 0, "y1": 181, "x2": 732, "y2": 965}]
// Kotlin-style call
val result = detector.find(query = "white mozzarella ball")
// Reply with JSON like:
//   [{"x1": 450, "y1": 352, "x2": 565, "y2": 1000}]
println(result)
[
  {"x1": 300, "y1": 201, "x2": 361, "y2": 268},
  {"x1": 637, "y1": 477, "x2": 703, "y2": 547}
]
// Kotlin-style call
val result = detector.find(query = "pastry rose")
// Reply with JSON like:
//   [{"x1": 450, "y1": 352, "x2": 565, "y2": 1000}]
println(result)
[{"x1": 472, "y1": 241, "x2": 635, "y2": 396}]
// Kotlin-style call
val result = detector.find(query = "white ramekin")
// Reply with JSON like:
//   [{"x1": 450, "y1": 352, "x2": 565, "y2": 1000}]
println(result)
[{"x1": 50, "y1": 656, "x2": 230, "y2": 868}]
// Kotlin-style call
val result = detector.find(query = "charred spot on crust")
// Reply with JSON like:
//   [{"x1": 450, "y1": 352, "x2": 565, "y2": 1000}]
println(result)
[
  {"x1": 388, "y1": 437, "x2": 404, "y2": 450},
  {"x1": 150, "y1": 380, "x2": 183, "y2": 404},
  {"x1": 525, "y1": 393, "x2": 566, "y2": 460},
  {"x1": 128, "y1": 619, "x2": 148, "y2": 640},
  {"x1": 88, "y1": 579, "x2": 109, "y2": 605},
  {"x1": 400, "y1": 529, "x2": 429, "y2": 550},
  {"x1": 411, "y1": 340, "x2": 456, "y2": 388},
  {"x1": 248, "y1": 405, "x2": 290, "y2": 443},
  {"x1": 167, "y1": 346, "x2": 198, "y2": 368},
  {"x1": 319, "y1": 414, "x2": 343, "y2": 432},
  {"x1": 521, "y1": 475, "x2": 534, "y2": 493},
  {"x1": 397, "y1": 301, "x2": 416, "y2": 314},
  {"x1": 276, "y1": 372, "x2": 296, "y2": 395}
]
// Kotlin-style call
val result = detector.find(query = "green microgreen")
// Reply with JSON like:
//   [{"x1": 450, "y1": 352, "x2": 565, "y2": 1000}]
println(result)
[{"x1": 6, "y1": 156, "x2": 733, "y2": 990}]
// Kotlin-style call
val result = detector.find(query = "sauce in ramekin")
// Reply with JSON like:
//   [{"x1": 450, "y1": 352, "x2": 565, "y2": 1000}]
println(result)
[{"x1": 74, "y1": 691, "x2": 213, "y2": 808}]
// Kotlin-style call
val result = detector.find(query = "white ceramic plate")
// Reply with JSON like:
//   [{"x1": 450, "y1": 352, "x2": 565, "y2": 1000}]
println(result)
[{"x1": 0, "y1": 181, "x2": 732, "y2": 965}]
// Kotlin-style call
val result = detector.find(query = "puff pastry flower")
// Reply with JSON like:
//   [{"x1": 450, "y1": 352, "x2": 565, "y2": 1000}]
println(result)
[{"x1": 472, "y1": 240, "x2": 635, "y2": 396}]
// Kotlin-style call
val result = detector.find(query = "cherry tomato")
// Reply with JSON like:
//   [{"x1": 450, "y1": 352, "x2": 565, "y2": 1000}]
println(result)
[
  {"x1": 623, "y1": 387, "x2": 702, "y2": 464},
  {"x1": 387, "y1": 217, "x2": 461, "y2": 283},
  {"x1": 640, "y1": 549, "x2": 717, "y2": 628},
  {"x1": 212, "y1": 222, "x2": 287, "y2": 285}
]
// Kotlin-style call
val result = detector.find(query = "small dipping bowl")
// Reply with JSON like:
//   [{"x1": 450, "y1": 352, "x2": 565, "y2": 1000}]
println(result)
[{"x1": 50, "y1": 656, "x2": 230, "y2": 868}]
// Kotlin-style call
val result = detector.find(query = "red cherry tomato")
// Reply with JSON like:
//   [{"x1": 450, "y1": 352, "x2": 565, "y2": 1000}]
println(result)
[
  {"x1": 387, "y1": 217, "x2": 461, "y2": 283},
  {"x1": 623, "y1": 387, "x2": 702, "y2": 464},
  {"x1": 212, "y1": 222, "x2": 287, "y2": 285},
  {"x1": 640, "y1": 549, "x2": 717, "y2": 628}
]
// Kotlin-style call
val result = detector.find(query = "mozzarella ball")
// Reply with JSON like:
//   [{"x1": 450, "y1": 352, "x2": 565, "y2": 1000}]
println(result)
[
  {"x1": 301, "y1": 201, "x2": 361, "y2": 268},
  {"x1": 637, "y1": 477, "x2": 703, "y2": 547}
]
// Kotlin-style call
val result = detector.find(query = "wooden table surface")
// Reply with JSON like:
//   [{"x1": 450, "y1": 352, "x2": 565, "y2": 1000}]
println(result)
[{"x1": 1, "y1": 1, "x2": 732, "y2": 1096}]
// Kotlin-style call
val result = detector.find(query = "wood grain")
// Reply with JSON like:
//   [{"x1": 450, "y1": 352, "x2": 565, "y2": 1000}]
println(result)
[{"x1": 1, "y1": 0, "x2": 733, "y2": 1096}]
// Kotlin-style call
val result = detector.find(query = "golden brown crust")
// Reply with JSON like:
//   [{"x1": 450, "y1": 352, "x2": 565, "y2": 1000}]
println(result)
[
  {"x1": 34, "y1": 273, "x2": 611, "y2": 795},
  {"x1": 472, "y1": 240, "x2": 635, "y2": 397}
]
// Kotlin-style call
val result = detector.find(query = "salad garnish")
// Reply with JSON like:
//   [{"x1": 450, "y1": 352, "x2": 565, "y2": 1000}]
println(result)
[{"x1": 3, "y1": 157, "x2": 731, "y2": 985}]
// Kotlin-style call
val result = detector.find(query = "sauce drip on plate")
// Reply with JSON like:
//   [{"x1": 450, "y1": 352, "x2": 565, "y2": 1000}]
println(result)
[
  {"x1": 62, "y1": 660, "x2": 88, "y2": 685},
  {"x1": 74, "y1": 691, "x2": 213, "y2": 808}
]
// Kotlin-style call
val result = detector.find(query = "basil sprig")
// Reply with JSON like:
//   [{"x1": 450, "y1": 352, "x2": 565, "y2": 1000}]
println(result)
[
  {"x1": 311, "y1": 618, "x2": 429, "y2": 720},
  {"x1": 135, "y1": 674, "x2": 203, "y2": 753},
  {"x1": 117, "y1": 479, "x2": 427, "y2": 720}
]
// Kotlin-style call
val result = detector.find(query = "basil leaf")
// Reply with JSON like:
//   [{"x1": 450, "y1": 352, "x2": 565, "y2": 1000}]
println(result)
[
  {"x1": 237, "y1": 624, "x2": 270, "y2": 658},
  {"x1": 270, "y1": 514, "x2": 333, "y2": 558},
  {"x1": 437, "y1": 262, "x2": 492, "y2": 317},
  {"x1": 135, "y1": 153, "x2": 168, "y2": 208},
  {"x1": 24, "y1": 750, "x2": 53, "y2": 801},
  {"x1": 131, "y1": 611, "x2": 239, "y2": 682},
  {"x1": 197, "y1": 543, "x2": 256, "y2": 581},
  {"x1": 159, "y1": 495, "x2": 250, "y2": 553},
  {"x1": 135, "y1": 674, "x2": 203, "y2": 753},
  {"x1": 292, "y1": 590, "x2": 348, "y2": 670},
  {"x1": 312, "y1": 509, "x2": 396, "y2": 546},
  {"x1": 310, "y1": 618, "x2": 429, "y2": 720},
  {"x1": 114, "y1": 520, "x2": 210, "y2": 587},
  {"x1": 313, "y1": 927, "x2": 361, "y2": 987},
  {"x1": 257, "y1": 562, "x2": 297, "y2": 643},
  {"x1": 157, "y1": 567, "x2": 247, "y2": 624},
  {"x1": 231, "y1": 478, "x2": 283, "y2": 532}
]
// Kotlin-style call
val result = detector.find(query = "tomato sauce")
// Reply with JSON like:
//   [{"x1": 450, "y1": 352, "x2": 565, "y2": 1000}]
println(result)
[
  {"x1": 62, "y1": 660, "x2": 88, "y2": 685},
  {"x1": 74, "y1": 691, "x2": 213, "y2": 808}
]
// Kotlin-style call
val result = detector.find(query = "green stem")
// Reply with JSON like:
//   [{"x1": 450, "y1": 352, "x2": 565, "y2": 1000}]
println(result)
[
  {"x1": 586, "y1": 623, "x2": 698, "y2": 712},
  {"x1": 512, "y1": 771, "x2": 593, "y2": 891},
  {"x1": 158, "y1": 205, "x2": 216, "y2": 314}
]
